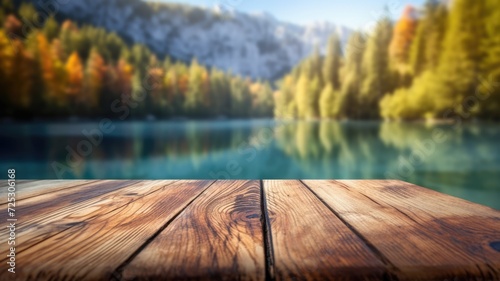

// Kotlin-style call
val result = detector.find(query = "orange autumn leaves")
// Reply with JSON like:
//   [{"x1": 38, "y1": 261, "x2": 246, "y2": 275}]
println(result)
[
  {"x1": 0, "y1": 2, "x2": 274, "y2": 118},
  {"x1": 0, "y1": 11, "x2": 136, "y2": 114},
  {"x1": 389, "y1": 5, "x2": 418, "y2": 69}
]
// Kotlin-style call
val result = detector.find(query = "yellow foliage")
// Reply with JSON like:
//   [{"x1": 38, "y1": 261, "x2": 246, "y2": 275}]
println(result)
[
  {"x1": 389, "y1": 5, "x2": 418, "y2": 66},
  {"x1": 65, "y1": 51, "x2": 83, "y2": 96}
]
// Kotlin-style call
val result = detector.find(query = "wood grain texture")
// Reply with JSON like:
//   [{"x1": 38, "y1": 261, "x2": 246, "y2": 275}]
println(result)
[
  {"x1": 3, "y1": 180, "x2": 499, "y2": 281},
  {"x1": 264, "y1": 180, "x2": 387, "y2": 280},
  {"x1": 0, "y1": 180, "x2": 139, "y2": 222},
  {"x1": 0, "y1": 180, "x2": 96, "y2": 204},
  {"x1": 303, "y1": 180, "x2": 500, "y2": 281},
  {"x1": 0, "y1": 180, "x2": 171, "y2": 260},
  {"x1": 123, "y1": 180, "x2": 266, "y2": 281},
  {"x1": 2, "y1": 180, "x2": 214, "y2": 281}
]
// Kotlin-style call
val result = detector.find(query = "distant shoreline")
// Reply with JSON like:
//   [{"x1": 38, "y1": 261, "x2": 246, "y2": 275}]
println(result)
[{"x1": 1, "y1": 116, "x2": 498, "y2": 124}]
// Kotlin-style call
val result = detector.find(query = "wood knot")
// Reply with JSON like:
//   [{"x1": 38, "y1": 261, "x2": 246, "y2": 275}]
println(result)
[{"x1": 490, "y1": 241, "x2": 500, "y2": 252}]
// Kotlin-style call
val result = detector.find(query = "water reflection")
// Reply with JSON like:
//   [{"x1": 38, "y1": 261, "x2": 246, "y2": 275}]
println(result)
[{"x1": 0, "y1": 120, "x2": 499, "y2": 208}]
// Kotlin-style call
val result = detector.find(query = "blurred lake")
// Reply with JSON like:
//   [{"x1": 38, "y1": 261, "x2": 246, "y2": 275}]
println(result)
[{"x1": 1, "y1": 119, "x2": 499, "y2": 209}]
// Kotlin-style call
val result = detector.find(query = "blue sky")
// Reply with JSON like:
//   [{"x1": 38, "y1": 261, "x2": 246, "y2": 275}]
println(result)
[{"x1": 158, "y1": 0, "x2": 426, "y2": 28}]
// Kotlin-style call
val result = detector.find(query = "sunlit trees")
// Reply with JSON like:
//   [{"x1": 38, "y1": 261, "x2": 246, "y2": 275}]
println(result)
[
  {"x1": 209, "y1": 68, "x2": 231, "y2": 117},
  {"x1": 164, "y1": 68, "x2": 182, "y2": 115},
  {"x1": 478, "y1": 0, "x2": 500, "y2": 118},
  {"x1": 10, "y1": 40, "x2": 34, "y2": 110},
  {"x1": 65, "y1": 51, "x2": 83, "y2": 97},
  {"x1": 435, "y1": 0, "x2": 486, "y2": 115},
  {"x1": 389, "y1": 5, "x2": 418, "y2": 69},
  {"x1": 36, "y1": 33, "x2": 67, "y2": 109},
  {"x1": 318, "y1": 34, "x2": 343, "y2": 119},
  {"x1": 274, "y1": 75, "x2": 296, "y2": 118},
  {"x1": 0, "y1": 3, "x2": 278, "y2": 119},
  {"x1": 337, "y1": 32, "x2": 365, "y2": 119},
  {"x1": 85, "y1": 49, "x2": 106, "y2": 109},
  {"x1": 251, "y1": 81, "x2": 274, "y2": 117},
  {"x1": 185, "y1": 59, "x2": 208, "y2": 116},
  {"x1": 230, "y1": 77, "x2": 252, "y2": 117},
  {"x1": 409, "y1": 0, "x2": 447, "y2": 75},
  {"x1": 323, "y1": 34, "x2": 342, "y2": 90},
  {"x1": 3, "y1": 0, "x2": 500, "y2": 120},
  {"x1": 319, "y1": 84, "x2": 336, "y2": 118},
  {"x1": 359, "y1": 16, "x2": 393, "y2": 119},
  {"x1": 42, "y1": 16, "x2": 59, "y2": 42},
  {"x1": 147, "y1": 66, "x2": 167, "y2": 117},
  {"x1": 0, "y1": 29, "x2": 15, "y2": 110},
  {"x1": 4, "y1": 14, "x2": 21, "y2": 38},
  {"x1": 295, "y1": 72, "x2": 310, "y2": 118}
]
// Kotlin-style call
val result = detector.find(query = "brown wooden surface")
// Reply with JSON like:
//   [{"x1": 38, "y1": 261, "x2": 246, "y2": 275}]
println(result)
[
  {"x1": 264, "y1": 180, "x2": 386, "y2": 280},
  {"x1": 1, "y1": 180, "x2": 213, "y2": 280},
  {"x1": 302, "y1": 180, "x2": 500, "y2": 280},
  {"x1": 123, "y1": 180, "x2": 266, "y2": 281},
  {"x1": 1, "y1": 180, "x2": 499, "y2": 281}
]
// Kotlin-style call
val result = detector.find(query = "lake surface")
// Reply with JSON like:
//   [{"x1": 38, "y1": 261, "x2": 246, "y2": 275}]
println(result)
[{"x1": 1, "y1": 119, "x2": 499, "y2": 209}]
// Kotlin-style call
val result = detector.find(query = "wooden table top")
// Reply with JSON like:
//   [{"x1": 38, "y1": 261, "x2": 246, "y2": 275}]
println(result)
[{"x1": 1, "y1": 180, "x2": 499, "y2": 280}]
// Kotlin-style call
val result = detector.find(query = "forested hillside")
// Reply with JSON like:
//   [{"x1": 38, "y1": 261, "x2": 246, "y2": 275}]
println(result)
[
  {"x1": 0, "y1": 1, "x2": 274, "y2": 119},
  {"x1": 1, "y1": 0, "x2": 499, "y2": 121},
  {"x1": 275, "y1": 0, "x2": 500, "y2": 120},
  {"x1": 12, "y1": 0, "x2": 350, "y2": 80}
]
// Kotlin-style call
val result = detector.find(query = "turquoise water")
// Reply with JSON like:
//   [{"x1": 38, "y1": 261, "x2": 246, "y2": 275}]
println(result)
[{"x1": 1, "y1": 120, "x2": 499, "y2": 209}]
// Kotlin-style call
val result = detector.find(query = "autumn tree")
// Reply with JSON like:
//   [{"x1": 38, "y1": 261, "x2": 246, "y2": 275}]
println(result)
[
  {"x1": 230, "y1": 77, "x2": 252, "y2": 117},
  {"x1": 274, "y1": 75, "x2": 296, "y2": 118},
  {"x1": 42, "y1": 16, "x2": 60, "y2": 42},
  {"x1": 85, "y1": 49, "x2": 106, "y2": 109},
  {"x1": 209, "y1": 68, "x2": 231, "y2": 117},
  {"x1": 389, "y1": 5, "x2": 418, "y2": 69},
  {"x1": 4, "y1": 14, "x2": 23, "y2": 41},
  {"x1": 184, "y1": 59, "x2": 207, "y2": 116},
  {"x1": 37, "y1": 32, "x2": 67, "y2": 109},
  {"x1": 251, "y1": 81, "x2": 274, "y2": 117},
  {"x1": 0, "y1": 29, "x2": 15, "y2": 110},
  {"x1": 147, "y1": 66, "x2": 167, "y2": 116},
  {"x1": 10, "y1": 40, "x2": 34, "y2": 111},
  {"x1": 65, "y1": 51, "x2": 84, "y2": 112}
]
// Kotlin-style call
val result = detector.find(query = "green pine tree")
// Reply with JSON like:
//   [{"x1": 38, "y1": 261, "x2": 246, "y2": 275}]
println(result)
[
  {"x1": 359, "y1": 16, "x2": 393, "y2": 119},
  {"x1": 409, "y1": 0, "x2": 447, "y2": 75},
  {"x1": 184, "y1": 59, "x2": 205, "y2": 116},
  {"x1": 434, "y1": 0, "x2": 486, "y2": 117},
  {"x1": 323, "y1": 34, "x2": 342, "y2": 90},
  {"x1": 42, "y1": 16, "x2": 60, "y2": 42},
  {"x1": 337, "y1": 32, "x2": 366, "y2": 118},
  {"x1": 295, "y1": 72, "x2": 310, "y2": 118},
  {"x1": 478, "y1": 0, "x2": 500, "y2": 118},
  {"x1": 319, "y1": 84, "x2": 336, "y2": 118}
]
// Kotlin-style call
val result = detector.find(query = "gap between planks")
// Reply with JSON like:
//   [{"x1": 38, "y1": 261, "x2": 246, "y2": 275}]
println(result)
[
  {"x1": 111, "y1": 180, "x2": 217, "y2": 280},
  {"x1": 299, "y1": 179, "x2": 398, "y2": 279}
]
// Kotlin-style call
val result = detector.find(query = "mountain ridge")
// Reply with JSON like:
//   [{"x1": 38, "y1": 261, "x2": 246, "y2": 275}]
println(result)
[{"x1": 19, "y1": 0, "x2": 351, "y2": 80}]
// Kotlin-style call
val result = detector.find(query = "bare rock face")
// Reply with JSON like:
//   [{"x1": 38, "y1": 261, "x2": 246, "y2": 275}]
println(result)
[{"x1": 27, "y1": 0, "x2": 351, "y2": 80}]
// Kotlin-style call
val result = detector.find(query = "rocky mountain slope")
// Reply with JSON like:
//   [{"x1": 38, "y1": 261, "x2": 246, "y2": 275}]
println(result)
[{"x1": 23, "y1": 0, "x2": 351, "y2": 79}]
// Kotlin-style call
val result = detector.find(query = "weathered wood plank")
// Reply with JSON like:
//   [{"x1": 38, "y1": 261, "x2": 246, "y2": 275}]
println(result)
[
  {"x1": 0, "y1": 180, "x2": 96, "y2": 205},
  {"x1": 1, "y1": 180, "x2": 214, "y2": 281},
  {"x1": 264, "y1": 180, "x2": 387, "y2": 280},
  {"x1": 0, "y1": 180, "x2": 178, "y2": 261},
  {"x1": 0, "y1": 180, "x2": 139, "y2": 222},
  {"x1": 122, "y1": 180, "x2": 266, "y2": 281},
  {"x1": 303, "y1": 180, "x2": 500, "y2": 280}
]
